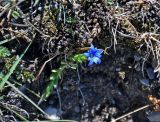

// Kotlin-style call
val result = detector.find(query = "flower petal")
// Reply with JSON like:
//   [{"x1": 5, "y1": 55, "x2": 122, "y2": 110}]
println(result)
[
  {"x1": 89, "y1": 48, "x2": 96, "y2": 54},
  {"x1": 88, "y1": 57, "x2": 91, "y2": 60},
  {"x1": 95, "y1": 53, "x2": 102, "y2": 58},
  {"x1": 83, "y1": 52, "x2": 90, "y2": 57},
  {"x1": 88, "y1": 59, "x2": 94, "y2": 66},
  {"x1": 92, "y1": 57, "x2": 100, "y2": 64},
  {"x1": 96, "y1": 49, "x2": 103, "y2": 54},
  {"x1": 97, "y1": 59, "x2": 101, "y2": 64},
  {"x1": 83, "y1": 44, "x2": 103, "y2": 66}
]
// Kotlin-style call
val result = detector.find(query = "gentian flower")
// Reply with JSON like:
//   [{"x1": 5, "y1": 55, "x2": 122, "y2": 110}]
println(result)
[{"x1": 83, "y1": 44, "x2": 103, "y2": 66}]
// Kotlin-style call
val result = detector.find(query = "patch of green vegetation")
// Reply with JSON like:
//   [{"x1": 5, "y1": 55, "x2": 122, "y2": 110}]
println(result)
[
  {"x1": 72, "y1": 54, "x2": 87, "y2": 63},
  {"x1": 12, "y1": 10, "x2": 21, "y2": 19},
  {"x1": 20, "y1": 70, "x2": 35, "y2": 82},
  {"x1": 105, "y1": 0, "x2": 113, "y2": 5},
  {"x1": 0, "y1": 42, "x2": 32, "y2": 90},
  {"x1": 0, "y1": 46, "x2": 10, "y2": 58},
  {"x1": 38, "y1": 53, "x2": 87, "y2": 104},
  {"x1": 5, "y1": 56, "x2": 17, "y2": 70}
]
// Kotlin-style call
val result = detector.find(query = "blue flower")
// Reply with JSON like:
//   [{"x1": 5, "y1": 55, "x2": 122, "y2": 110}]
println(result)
[{"x1": 83, "y1": 44, "x2": 103, "y2": 66}]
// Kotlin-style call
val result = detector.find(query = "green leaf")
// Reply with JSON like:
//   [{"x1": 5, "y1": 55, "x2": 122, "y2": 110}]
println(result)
[
  {"x1": 106, "y1": 0, "x2": 113, "y2": 5},
  {"x1": 0, "y1": 96, "x2": 4, "y2": 101},
  {"x1": 0, "y1": 72, "x2": 4, "y2": 80},
  {"x1": 72, "y1": 54, "x2": 87, "y2": 63},
  {"x1": 50, "y1": 70, "x2": 59, "y2": 88},
  {"x1": 66, "y1": 16, "x2": 77, "y2": 24},
  {"x1": 39, "y1": 54, "x2": 86, "y2": 104},
  {"x1": 38, "y1": 74, "x2": 59, "y2": 104},
  {"x1": 0, "y1": 46, "x2": 10, "y2": 58},
  {"x1": 33, "y1": 0, "x2": 40, "y2": 7},
  {"x1": 0, "y1": 36, "x2": 17, "y2": 45},
  {"x1": 38, "y1": 65, "x2": 67, "y2": 104},
  {"x1": 0, "y1": 42, "x2": 32, "y2": 91},
  {"x1": 12, "y1": 10, "x2": 21, "y2": 19}
]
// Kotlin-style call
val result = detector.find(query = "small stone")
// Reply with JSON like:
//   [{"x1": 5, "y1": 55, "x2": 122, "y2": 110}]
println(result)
[
  {"x1": 134, "y1": 63, "x2": 141, "y2": 71},
  {"x1": 128, "y1": 66, "x2": 132, "y2": 69},
  {"x1": 38, "y1": 7, "x2": 42, "y2": 11},
  {"x1": 44, "y1": 106, "x2": 59, "y2": 120},
  {"x1": 116, "y1": 67, "x2": 121, "y2": 72},
  {"x1": 74, "y1": 106, "x2": 80, "y2": 113},
  {"x1": 11, "y1": 49, "x2": 16, "y2": 53},
  {"x1": 139, "y1": 79, "x2": 150, "y2": 87},
  {"x1": 146, "y1": 67, "x2": 155, "y2": 80},
  {"x1": 118, "y1": 71, "x2": 125, "y2": 80},
  {"x1": 134, "y1": 54, "x2": 141, "y2": 61},
  {"x1": 108, "y1": 107, "x2": 118, "y2": 115}
]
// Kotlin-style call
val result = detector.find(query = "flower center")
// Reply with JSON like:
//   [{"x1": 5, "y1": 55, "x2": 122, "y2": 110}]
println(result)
[{"x1": 90, "y1": 54, "x2": 94, "y2": 57}]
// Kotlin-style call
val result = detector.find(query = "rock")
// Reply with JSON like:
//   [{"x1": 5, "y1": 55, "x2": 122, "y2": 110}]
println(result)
[
  {"x1": 118, "y1": 71, "x2": 125, "y2": 80},
  {"x1": 74, "y1": 106, "x2": 80, "y2": 113},
  {"x1": 139, "y1": 79, "x2": 150, "y2": 87},
  {"x1": 134, "y1": 63, "x2": 141, "y2": 71},
  {"x1": 146, "y1": 67, "x2": 155, "y2": 80},
  {"x1": 116, "y1": 67, "x2": 121, "y2": 72},
  {"x1": 134, "y1": 54, "x2": 141, "y2": 61},
  {"x1": 44, "y1": 106, "x2": 60, "y2": 120},
  {"x1": 147, "y1": 112, "x2": 160, "y2": 122},
  {"x1": 108, "y1": 107, "x2": 118, "y2": 115}
]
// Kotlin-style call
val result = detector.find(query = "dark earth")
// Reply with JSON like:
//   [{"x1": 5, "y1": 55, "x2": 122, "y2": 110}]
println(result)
[{"x1": 3, "y1": 44, "x2": 159, "y2": 122}]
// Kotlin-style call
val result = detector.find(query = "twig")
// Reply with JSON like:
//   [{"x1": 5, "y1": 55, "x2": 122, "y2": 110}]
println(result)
[
  {"x1": 6, "y1": 80, "x2": 48, "y2": 116},
  {"x1": 11, "y1": 79, "x2": 40, "y2": 98},
  {"x1": 111, "y1": 104, "x2": 151, "y2": 122},
  {"x1": 35, "y1": 51, "x2": 60, "y2": 80},
  {"x1": 9, "y1": 22, "x2": 29, "y2": 27},
  {"x1": 0, "y1": 101, "x2": 29, "y2": 120},
  {"x1": 0, "y1": 3, "x2": 10, "y2": 18},
  {"x1": 0, "y1": 0, "x2": 26, "y2": 18}
]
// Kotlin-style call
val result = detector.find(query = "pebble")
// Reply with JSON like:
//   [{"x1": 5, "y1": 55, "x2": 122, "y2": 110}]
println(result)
[
  {"x1": 38, "y1": 7, "x2": 42, "y2": 11},
  {"x1": 118, "y1": 71, "x2": 125, "y2": 80},
  {"x1": 115, "y1": 67, "x2": 121, "y2": 72},
  {"x1": 139, "y1": 79, "x2": 150, "y2": 87},
  {"x1": 44, "y1": 106, "x2": 60, "y2": 120},
  {"x1": 108, "y1": 107, "x2": 118, "y2": 115},
  {"x1": 134, "y1": 54, "x2": 141, "y2": 61},
  {"x1": 134, "y1": 63, "x2": 141, "y2": 71},
  {"x1": 146, "y1": 67, "x2": 155, "y2": 80},
  {"x1": 74, "y1": 106, "x2": 80, "y2": 113}
]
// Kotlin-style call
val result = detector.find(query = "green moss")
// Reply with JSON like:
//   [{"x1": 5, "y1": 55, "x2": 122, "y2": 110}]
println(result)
[
  {"x1": 21, "y1": 70, "x2": 34, "y2": 82},
  {"x1": 0, "y1": 46, "x2": 10, "y2": 58}
]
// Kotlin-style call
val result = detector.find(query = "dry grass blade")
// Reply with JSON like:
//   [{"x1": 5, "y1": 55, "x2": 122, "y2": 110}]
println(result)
[
  {"x1": 0, "y1": 102, "x2": 28, "y2": 121},
  {"x1": 0, "y1": 36, "x2": 17, "y2": 45},
  {"x1": 111, "y1": 104, "x2": 150, "y2": 122},
  {"x1": 5, "y1": 80, "x2": 48, "y2": 116}
]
